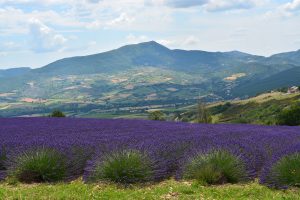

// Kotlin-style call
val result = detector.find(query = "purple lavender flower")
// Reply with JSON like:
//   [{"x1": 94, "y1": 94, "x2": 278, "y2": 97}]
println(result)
[{"x1": 0, "y1": 117, "x2": 298, "y2": 186}]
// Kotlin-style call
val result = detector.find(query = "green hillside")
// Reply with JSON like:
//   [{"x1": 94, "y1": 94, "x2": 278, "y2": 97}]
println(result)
[
  {"x1": 178, "y1": 92, "x2": 300, "y2": 125},
  {"x1": 268, "y1": 49, "x2": 300, "y2": 65},
  {"x1": 0, "y1": 41, "x2": 300, "y2": 117},
  {"x1": 33, "y1": 41, "x2": 264, "y2": 75},
  {"x1": 232, "y1": 67, "x2": 300, "y2": 97},
  {"x1": 0, "y1": 67, "x2": 31, "y2": 78}
]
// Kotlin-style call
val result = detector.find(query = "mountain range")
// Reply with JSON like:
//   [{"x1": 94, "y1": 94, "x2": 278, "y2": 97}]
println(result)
[{"x1": 0, "y1": 41, "x2": 299, "y2": 117}]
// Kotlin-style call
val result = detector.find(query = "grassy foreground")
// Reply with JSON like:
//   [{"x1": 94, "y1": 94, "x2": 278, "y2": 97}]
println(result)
[{"x1": 0, "y1": 179, "x2": 299, "y2": 200}]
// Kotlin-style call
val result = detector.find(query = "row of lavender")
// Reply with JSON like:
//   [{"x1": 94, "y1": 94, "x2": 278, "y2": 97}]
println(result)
[{"x1": 0, "y1": 118, "x2": 299, "y2": 188}]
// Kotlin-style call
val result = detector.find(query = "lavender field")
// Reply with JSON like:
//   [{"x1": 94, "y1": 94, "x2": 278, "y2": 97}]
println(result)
[{"x1": 0, "y1": 118, "x2": 300, "y2": 188}]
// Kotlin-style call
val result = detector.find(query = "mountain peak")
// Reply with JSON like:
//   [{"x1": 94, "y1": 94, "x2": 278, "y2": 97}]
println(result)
[
  {"x1": 139, "y1": 40, "x2": 165, "y2": 46},
  {"x1": 119, "y1": 41, "x2": 169, "y2": 52},
  {"x1": 225, "y1": 50, "x2": 254, "y2": 57}
]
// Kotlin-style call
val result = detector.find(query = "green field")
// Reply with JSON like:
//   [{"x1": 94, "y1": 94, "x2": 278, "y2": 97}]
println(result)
[{"x1": 1, "y1": 180, "x2": 299, "y2": 200}]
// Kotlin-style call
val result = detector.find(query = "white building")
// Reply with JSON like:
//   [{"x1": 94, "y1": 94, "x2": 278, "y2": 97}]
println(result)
[{"x1": 287, "y1": 86, "x2": 299, "y2": 94}]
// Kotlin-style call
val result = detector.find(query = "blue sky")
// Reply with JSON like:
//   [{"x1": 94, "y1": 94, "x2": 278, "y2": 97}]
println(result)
[{"x1": 0, "y1": 0, "x2": 300, "y2": 69}]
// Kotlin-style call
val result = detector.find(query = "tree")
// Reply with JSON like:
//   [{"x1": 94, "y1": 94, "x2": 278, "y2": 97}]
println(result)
[
  {"x1": 277, "y1": 103, "x2": 300, "y2": 126},
  {"x1": 148, "y1": 110, "x2": 166, "y2": 121},
  {"x1": 50, "y1": 110, "x2": 66, "y2": 118},
  {"x1": 196, "y1": 99, "x2": 212, "y2": 123},
  {"x1": 173, "y1": 111, "x2": 182, "y2": 122},
  {"x1": 277, "y1": 87, "x2": 288, "y2": 93}
]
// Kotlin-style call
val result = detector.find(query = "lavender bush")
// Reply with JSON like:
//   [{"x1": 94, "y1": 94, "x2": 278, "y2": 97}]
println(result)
[
  {"x1": 183, "y1": 150, "x2": 248, "y2": 185},
  {"x1": 87, "y1": 149, "x2": 153, "y2": 184},
  {"x1": 8, "y1": 147, "x2": 66, "y2": 183},
  {"x1": 260, "y1": 143, "x2": 300, "y2": 188},
  {"x1": 0, "y1": 118, "x2": 299, "y2": 187}
]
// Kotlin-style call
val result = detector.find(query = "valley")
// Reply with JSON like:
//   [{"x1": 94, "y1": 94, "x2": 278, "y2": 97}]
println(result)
[{"x1": 0, "y1": 41, "x2": 300, "y2": 117}]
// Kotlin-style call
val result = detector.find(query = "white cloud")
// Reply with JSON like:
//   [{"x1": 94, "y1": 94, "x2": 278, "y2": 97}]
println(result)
[
  {"x1": 0, "y1": 41, "x2": 22, "y2": 57},
  {"x1": 148, "y1": 0, "x2": 261, "y2": 11},
  {"x1": 0, "y1": 41, "x2": 18, "y2": 51},
  {"x1": 164, "y1": 0, "x2": 208, "y2": 8},
  {"x1": 265, "y1": 0, "x2": 300, "y2": 18},
  {"x1": 204, "y1": 0, "x2": 261, "y2": 12},
  {"x1": 1, "y1": 0, "x2": 300, "y2": 68},
  {"x1": 106, "y1": 13, "x2": 134, "y2": 27},
  {"x1": 88, "y1": 40, "x2": 97, "y2": 47},
  {"x1": 28, "y1": 18, "x2": 67, "y2": 53},
  {"x1": 126, "y1": 34, "x2": 148, "y2": 44},
  {"x1": 157, "y1": 39, "x2": 175, "y2": 46},
  {"x1": 156, "y1": 35, "x2": 200, "y2": 48},
  {"x1": 0, "y1": 1, "x2": 170, "y2": 35},
  {"x1": 87, "y1": 13, "x2": 135, "y2": 29},
  {"x1": 0, "y1": 7, "x2": 87, "y2": 36},
  {"x1": 0, "y1": 0, "x2": 68, "y2": 6},
  {"x1": 229, "y1": 28, "x2": 249, "y2": 38},
  {"x1": 284, "y1": 0, "x2": 300, "y2": 11},
  {"x1": 2, "y1": 41, "x2": 19, "y2": 49},
  {"x1": 86, "y1": 20, "x2": 102, "y2": 29},
  {"x1": 182, "y1": 35, "x2": 200, "y2": 46},
  {"x1": 86, "y1": 0, "x2": 102, "y2": 3}
]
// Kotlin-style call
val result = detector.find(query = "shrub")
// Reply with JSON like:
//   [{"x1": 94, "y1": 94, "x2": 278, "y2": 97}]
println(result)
[
  {"x1": 89, "y1": 150, "x2": 153, "y2": 184},
  {"x1": 276, "y1": 87, "x2": 288, "y2": 93},
  {"x1": 210, "y1": 102, "x2": 231, "y2": 115},
  {"x1": 50, "y1": 110, "x2": 66, "y2": 118},
  {"x1": 233, "y1": 118, "x2": 250, "y2": 124},
  {"x1": 196, "y1": 101, "x2": 212, "y2": 123},
  {"x1": 276, "y1": 103, "x2": 300, "y2": 126},
  {"x1": 9, "y1": 148, "x2": 66, "y2": 183},
  {"x1": 266, "y1": 153, "x2": 300, "y2": 188},
  {"x1": 183, "y1": 150, "x2": 248, "y2": 185},
  {"x1": 148, "y1": 111, "x2": 166, "y2": 121}
]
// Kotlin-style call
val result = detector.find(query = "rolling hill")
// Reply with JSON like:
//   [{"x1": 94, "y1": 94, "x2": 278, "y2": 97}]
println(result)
[
  {"x1": 0, "y1": 41, "x2": 299, "y2": 117},
  {"x1": 267, "y1": 49, "x2": 300, "y2": 66},
  {"x1": 176, "y1": 91, "x2": 300, "y2": 125},
  {"x1": 0, "y1": 67, "x2": 31, "y2": 78},
  {"x1": 232, "y1": 67, "x2": 300, "y2": 97}
]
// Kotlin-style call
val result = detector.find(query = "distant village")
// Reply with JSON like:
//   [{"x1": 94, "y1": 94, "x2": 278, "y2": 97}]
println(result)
[
  {"x1": 270, "y1": 86, "x2": 300, "y2": 95},
  {"x1": 287, "y1": 86, "x2": 300, "y2": 94}
]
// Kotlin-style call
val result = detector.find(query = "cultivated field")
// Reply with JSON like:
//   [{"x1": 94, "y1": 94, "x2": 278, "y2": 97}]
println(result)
[{"x1": 0, "y1": 118, "x2": 300, "y2": 199}]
